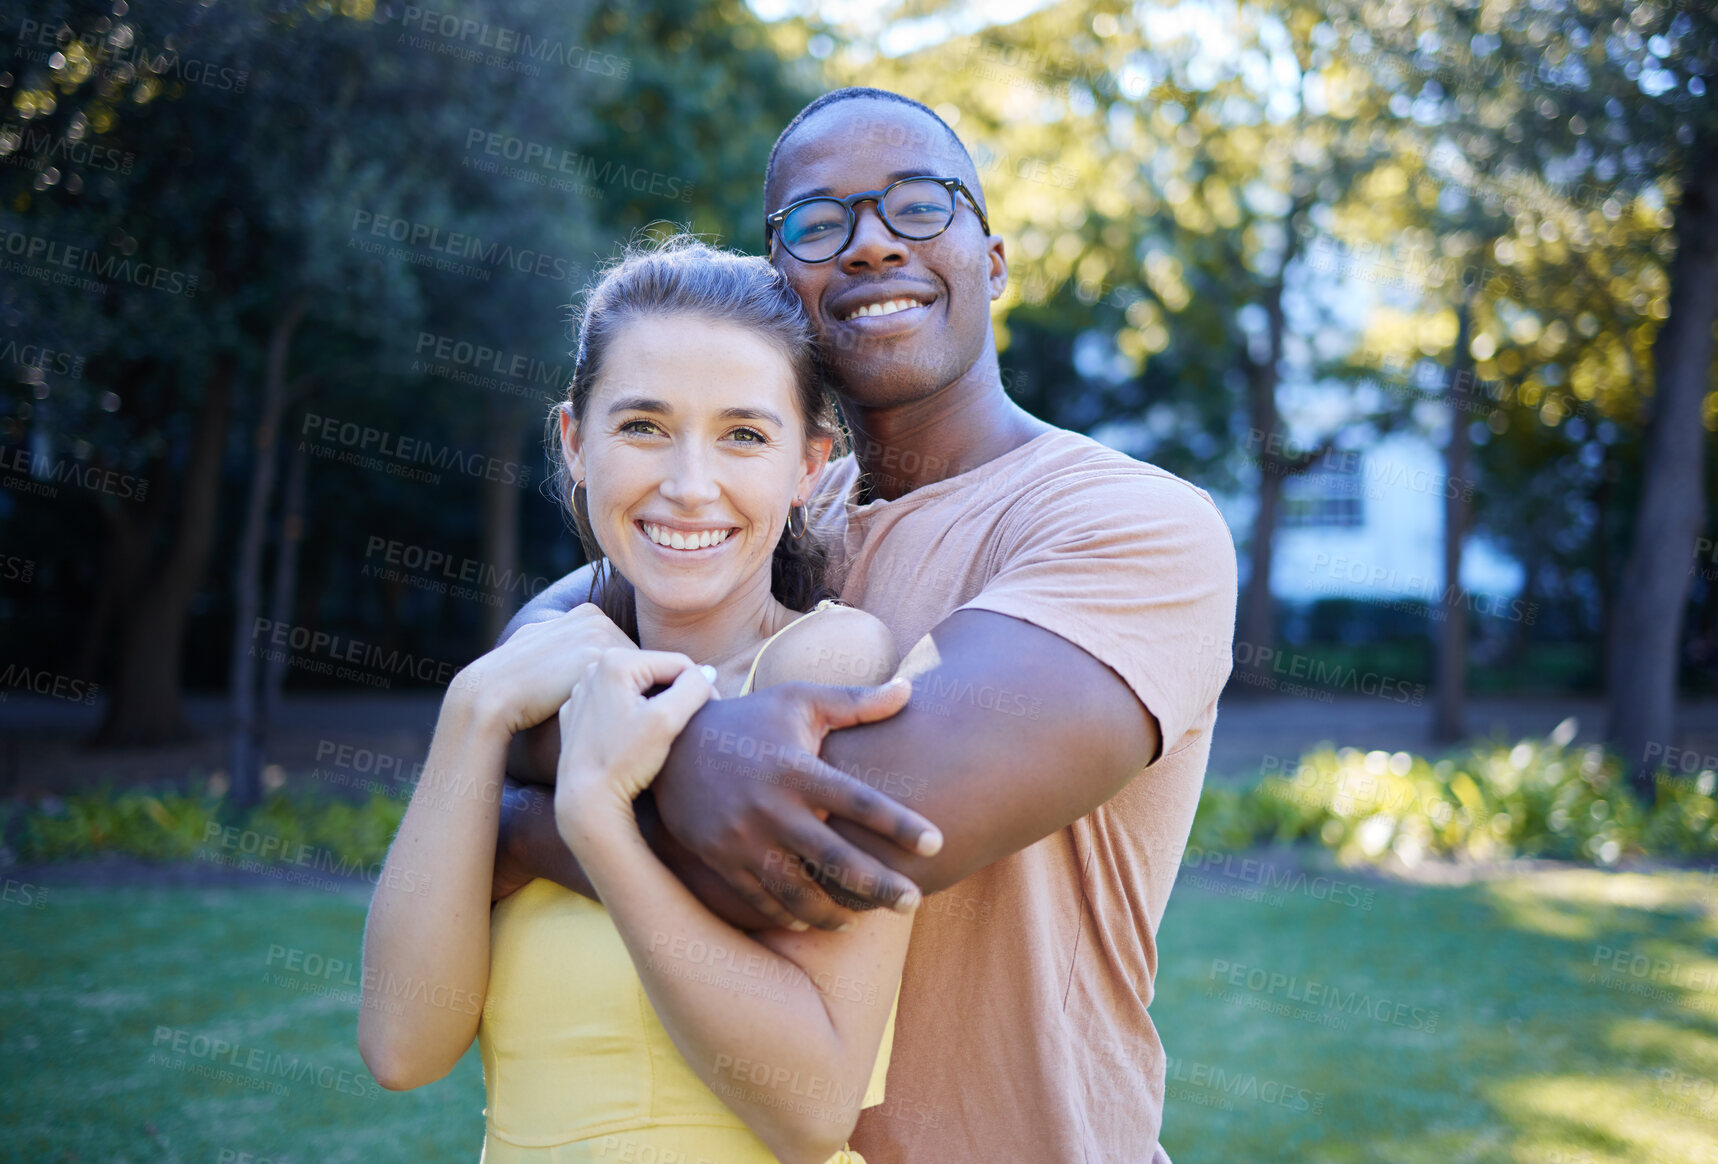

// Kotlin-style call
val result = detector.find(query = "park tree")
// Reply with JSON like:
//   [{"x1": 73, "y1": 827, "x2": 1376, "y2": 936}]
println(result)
[
  {"x1": 1326, "y1": 0, "x2": 1718, "y2": 789},
  {"x1": 3, "y1": 0, "x2": 815, "y2": 804}
]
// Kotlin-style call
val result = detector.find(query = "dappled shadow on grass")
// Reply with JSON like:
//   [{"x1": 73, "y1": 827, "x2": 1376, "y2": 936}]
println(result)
[{"x1": 1152, "y1": 861, "x2": 1718, "y2": 1164}]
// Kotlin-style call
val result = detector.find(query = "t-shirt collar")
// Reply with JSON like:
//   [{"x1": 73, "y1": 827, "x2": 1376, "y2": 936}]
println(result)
[{"x1": 845, "y1": 430, "x2": 1065, "y2": 517}]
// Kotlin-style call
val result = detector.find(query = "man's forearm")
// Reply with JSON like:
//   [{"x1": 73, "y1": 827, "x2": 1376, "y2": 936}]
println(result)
[
  {"x1": 820, "y1": 609, "x2": 1159, "y2": 895},
  {"x1": 498, "y1": 780, "x2": 596, "y2": 899},
  {"x1": 508, "y1": 721, "x2": 560, "y2": 788},
  {"x1": 498, "y1": 779, "x2": 777, "y2": 931}
]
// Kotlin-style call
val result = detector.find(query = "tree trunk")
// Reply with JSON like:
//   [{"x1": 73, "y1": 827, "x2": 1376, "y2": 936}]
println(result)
[
  {"x1": 1434, "y1": 298, "x2": 1475, "y2": 743},
  {"x1": 1237, "y1": 273, "x2": 1289, "y2": 689},
  {"x1": 77, "y1": 481, "x2": 155, "y2": 689},
  {"x1": 228, "y1": 296, "x2": 309, "y2": 809},
  {"x1": 1234, "y1": 200, "x2": 1316, "y2": 691},
  {"x1": 1607, "y1": 147, "x2": 1718, "y2": 799},
  {"x1": 481, "y1": 395, "x2": 527, "y2": 647},
  {"x1": 262, "y1": 433, "x2": 311, "y2": 746},
  {"x1": 1592, "y1": 455, "x2": 1614, "y2": 689},
  {"x1": 93, "y1": 354, "x2": 236, "y2": 746}
]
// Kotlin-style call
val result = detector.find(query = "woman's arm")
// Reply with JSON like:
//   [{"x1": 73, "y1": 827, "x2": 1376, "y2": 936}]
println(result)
[
  {"x1": 569, "y1": 799, "x2": 910, "y2": 1164},
  {"x1": 559, "y1": 617, "x2": 911, "y2": 1164},
  {"x1": 357, "y1": 692, "x2": 509, "y2": 1090},
  {"x1": 357, "y1": 608, "x2": 637, "y2": 1089}
]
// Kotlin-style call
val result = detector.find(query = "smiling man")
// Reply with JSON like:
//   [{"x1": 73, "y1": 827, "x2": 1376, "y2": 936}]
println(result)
[{"x1": 496, "y1": 88, "x2": 1237, "y2": 1163}]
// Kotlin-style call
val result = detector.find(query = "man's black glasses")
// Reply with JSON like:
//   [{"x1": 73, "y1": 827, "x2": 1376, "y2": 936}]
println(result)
[{"x1": 765, "y1": 176, "x2": 990, "y2": 264}]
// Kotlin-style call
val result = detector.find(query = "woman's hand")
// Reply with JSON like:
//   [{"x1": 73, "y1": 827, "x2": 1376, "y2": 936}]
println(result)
[
  {"x1": 555, "y1": 649, "x2": 718, "y2": 842},
  {"x1": 454, "y1": 603, "x2": 636, "y2": 737}
]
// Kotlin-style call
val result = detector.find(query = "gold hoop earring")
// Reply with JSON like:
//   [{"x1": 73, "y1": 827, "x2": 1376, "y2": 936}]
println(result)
[
  {"x1": 786, "y1": 502, "x2": 807, "y2": 540},
  {"x1": 572, "y1": 479, "x2": 589, "y2": 523}
]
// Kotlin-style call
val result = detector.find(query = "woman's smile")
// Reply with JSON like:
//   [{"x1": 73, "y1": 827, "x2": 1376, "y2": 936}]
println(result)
[{"x1": 637, "y1": 520, "x2": 740, "y2": 553}]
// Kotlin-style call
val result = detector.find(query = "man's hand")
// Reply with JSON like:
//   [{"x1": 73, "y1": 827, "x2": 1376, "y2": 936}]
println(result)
[{"x1": 649, "y1": 678, "x2": 943, "y2": 932}]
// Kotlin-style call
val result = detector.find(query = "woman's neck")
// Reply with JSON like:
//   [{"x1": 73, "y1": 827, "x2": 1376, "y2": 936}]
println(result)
[{"x1": 630, "y1": 569, "x2": 796, "y2": 681}]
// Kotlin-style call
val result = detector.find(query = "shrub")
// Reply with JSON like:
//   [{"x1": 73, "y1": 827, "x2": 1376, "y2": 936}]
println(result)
[
  {"x1": 9, "y1": 783, "x2": 408, "y2": 870},
  {"x1": 1190, "y1": 720, "x2": 1718, "y2": 867}
]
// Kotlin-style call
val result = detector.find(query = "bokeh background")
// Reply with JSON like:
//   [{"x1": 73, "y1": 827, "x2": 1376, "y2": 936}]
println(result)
[{"x1": 3, "y1": 1, "x2": 1717, "y2": 1161}]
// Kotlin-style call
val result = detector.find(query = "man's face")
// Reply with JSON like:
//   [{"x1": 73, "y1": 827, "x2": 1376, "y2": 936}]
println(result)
[{"x1": 765, "y1": 100, "x2": 1007, "y2": 410}]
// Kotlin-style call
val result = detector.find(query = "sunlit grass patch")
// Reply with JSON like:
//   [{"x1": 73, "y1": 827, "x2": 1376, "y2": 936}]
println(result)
[{"x1": 1154, "y1": 866, "x2": 1718, "y2": 1163}]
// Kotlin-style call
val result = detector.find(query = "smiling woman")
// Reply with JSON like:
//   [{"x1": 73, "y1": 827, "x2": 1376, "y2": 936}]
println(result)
[
  {"x1": 551, "y1": 236, "x2": 848, "y2": 648},
  {"x1": 358, "y1": 233, "x2": 922, "y2": 1164}
]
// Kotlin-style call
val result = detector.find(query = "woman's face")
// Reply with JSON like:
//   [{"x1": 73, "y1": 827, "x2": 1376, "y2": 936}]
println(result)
[{"x1": 562, "y1": 314, "x2": 832, "y2": 618}]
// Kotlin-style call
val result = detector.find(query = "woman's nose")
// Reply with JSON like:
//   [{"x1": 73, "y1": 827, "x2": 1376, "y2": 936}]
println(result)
[{"x1": 659, "y1": 449, "x2": 721, "y2": 508}]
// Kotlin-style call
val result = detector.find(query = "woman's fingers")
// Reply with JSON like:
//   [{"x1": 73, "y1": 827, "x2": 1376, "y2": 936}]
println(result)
[
  {"x1": 465, "y1": 604, "x2": 648, "y2": 737},
  {"x1": 601, "y1": 648, "x2": 701, "y2": 691},
  {"x1": 647, "y1": 663, "x2": 717, "y2": 731},
  {"x1": 556, "y1": 651, "x2": 716, "y2": 808}
]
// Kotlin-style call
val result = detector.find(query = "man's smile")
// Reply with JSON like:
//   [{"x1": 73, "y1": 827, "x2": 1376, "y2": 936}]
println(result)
[
  {"x1": 829, "y1": 283, "x2": 940, "y2": 334},
  {"x1": 840, "y1": 296, "x2": 930, "y2": 322}
]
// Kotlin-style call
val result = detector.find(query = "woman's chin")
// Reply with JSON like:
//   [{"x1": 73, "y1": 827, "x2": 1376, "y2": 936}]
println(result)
[{"x1": 626, "y1": 569, "x2": 754, "y2": 618}]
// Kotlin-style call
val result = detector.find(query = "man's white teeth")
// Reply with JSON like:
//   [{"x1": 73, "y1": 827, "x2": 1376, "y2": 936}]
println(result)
[
  {"x1": 845, "y1": 298, "x2": 923, "y2": 321},
  {"x1": 643, "y1": 522, "x2": 733, "y2": 550}
]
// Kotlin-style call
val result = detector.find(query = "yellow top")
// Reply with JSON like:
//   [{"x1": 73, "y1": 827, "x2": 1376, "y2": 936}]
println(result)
[{"x1": 478, "y1": 598, "x2": 896, "y2": 1164}]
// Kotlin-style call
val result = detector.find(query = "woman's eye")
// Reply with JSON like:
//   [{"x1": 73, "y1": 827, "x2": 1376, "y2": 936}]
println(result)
[
  {"x1": 728, "y1": 427, "x2": 768, "y2": 444},
  {"x1": 619, "y1": 419, "x2": 662, "y2": 435}
]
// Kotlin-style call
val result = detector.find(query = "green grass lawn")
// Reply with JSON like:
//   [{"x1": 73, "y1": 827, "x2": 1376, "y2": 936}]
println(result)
[{"x1": 4, "y1": 861, "x2": 1717, "y2": 1162}]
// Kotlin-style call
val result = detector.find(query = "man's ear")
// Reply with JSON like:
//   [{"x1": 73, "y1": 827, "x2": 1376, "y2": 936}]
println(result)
[
  {"x1": 558, "y1": 403, "x2": 585, "y2": 482},
  {"x1": 987, "y1": 236, "x2": 1008, "y2": 302}
]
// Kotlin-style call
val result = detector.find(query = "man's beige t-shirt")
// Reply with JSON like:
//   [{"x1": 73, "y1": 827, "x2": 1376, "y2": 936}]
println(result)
[{"x1": 811, "y1": 429, "x2": 1237, "y2": 1164}]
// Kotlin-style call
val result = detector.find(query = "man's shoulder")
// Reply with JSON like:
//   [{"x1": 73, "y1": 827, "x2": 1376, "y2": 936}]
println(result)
[
  {"x1": 1030, "y1": 429, "x2": 1215, "y2": 497},
  {"x1": 998, "y1": 429, "x2": 1229, "y2": 534}
]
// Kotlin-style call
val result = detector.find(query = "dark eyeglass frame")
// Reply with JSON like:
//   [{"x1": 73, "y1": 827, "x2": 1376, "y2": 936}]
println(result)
[{"x1": 764, "y1": 175, "x2": 991, "y2": 264}]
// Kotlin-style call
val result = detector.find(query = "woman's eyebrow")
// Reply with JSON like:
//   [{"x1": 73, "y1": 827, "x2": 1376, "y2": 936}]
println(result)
[
  {"x1": 606, "y1": 397, "x2": 783, "y2": 427},
  {"x1": 719, "y1": 406, "x2": 784, "y2": 426},
  {"x1": 607, "y1": 395, "x2": 670, "y2": 416}
]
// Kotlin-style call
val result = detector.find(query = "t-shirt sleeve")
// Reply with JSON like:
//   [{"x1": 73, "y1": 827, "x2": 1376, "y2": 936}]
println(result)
[{"x1": 954, "y1": 467, "x2": 1238, "y2": 754}]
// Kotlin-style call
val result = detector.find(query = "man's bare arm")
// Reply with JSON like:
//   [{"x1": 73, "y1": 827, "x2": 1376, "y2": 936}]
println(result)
[
  {"x1": 497, "y1": 573, "x2": 1148, "y2": 928},
  {"x1": 820, "y1": 608, "x2": 1158, "y2": 895},
  {"x1": 647, "y1": 608, "x2": 1159, "y2": 925}
]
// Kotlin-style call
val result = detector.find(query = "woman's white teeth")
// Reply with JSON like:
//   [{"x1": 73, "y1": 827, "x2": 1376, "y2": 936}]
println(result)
[
  {"x1": 846, "y1": 298, "x2": 922, "y2": 321},
  {"x1": 644, "y1": 522, "x2": 732, "y2": 550}
]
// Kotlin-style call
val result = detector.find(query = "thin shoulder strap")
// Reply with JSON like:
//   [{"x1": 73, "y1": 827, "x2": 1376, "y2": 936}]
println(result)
[{"x1": 740, "y1": 599, "x2": 839, "y2": 695}]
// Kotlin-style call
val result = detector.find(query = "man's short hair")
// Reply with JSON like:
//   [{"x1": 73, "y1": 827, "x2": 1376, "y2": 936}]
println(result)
[{"x1": 763, "y1": 86, "x2": 981, "y2": 209}]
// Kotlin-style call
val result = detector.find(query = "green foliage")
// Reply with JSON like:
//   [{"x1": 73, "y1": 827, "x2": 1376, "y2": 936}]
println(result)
[
  {"x1": 12, "y1": 785, "x2": 407, "y2": 868},
  {"x1": 1193, "y1": 724, "x2": 1718, "y2": 866},
  {"x1": 244, "y1": 789, "x2": 409, "y2": 868},
  {"x1": 18, "y1": 785, "x2": 225, "y2": 862}
]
